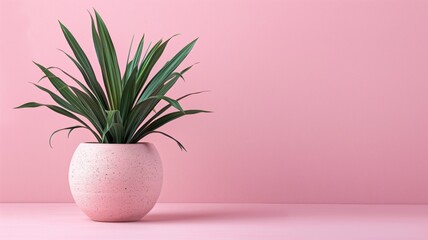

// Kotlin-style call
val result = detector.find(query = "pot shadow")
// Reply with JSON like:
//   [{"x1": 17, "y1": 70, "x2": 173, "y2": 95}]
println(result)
[{"x1": 138, "y1": 205, "x2": 287, "y2": 223}]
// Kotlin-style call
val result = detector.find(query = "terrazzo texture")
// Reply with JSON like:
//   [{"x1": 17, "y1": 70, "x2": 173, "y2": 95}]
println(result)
[{"x1": 69, "y1": 143, "x2": 163, "y2": 222}]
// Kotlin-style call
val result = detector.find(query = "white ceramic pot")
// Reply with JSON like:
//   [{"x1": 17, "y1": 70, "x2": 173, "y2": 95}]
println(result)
[{"x1": 69, "y1": 143, "x2": 163, "y2": 222}]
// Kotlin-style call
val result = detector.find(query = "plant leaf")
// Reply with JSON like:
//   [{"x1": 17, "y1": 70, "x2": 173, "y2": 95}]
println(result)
[
  {"x1": 49, "y1": 125, "x2": 86, "y2": 148},
  {"x1": 124, "y1": 93, "x2": 184, "y2": 141},
  {"x1": 139, "y1": 38, "x2": 197, "y2": 102},
  {"x1": 17, "y1": 10, "x2": 207, "y2": 147},
  {"x1": 123, "y1": 71, "x2": 184, "y2": 141},
  {"x1": 15, "y1": 102, "x2": 102, "y2": 142},
  {"x1": 103, "y1": 110, "x2": 123, "y2": 143},
  {"x1": 144, "y1": 131, "x2": 186, "y2": 151},
  {"x1": 141, "y1": 91, "x2": 209, "y2": 131},
  {"x1": 69, "y1": 86, "x2": 106, "y2": 136},
  {"x1": 119, "y1": 66, "x2": 138, "y2": 121},
  {"x1": 46, "y1": 66, "x2": 99, "y2": 105},
  {"x1": 31, "y1": 83, "x2": 77, "y2": 112},
  {"x1": 147, "y1": 95, "x2": 183, "y2": 112},
  {"x1": 125, "y1": 35, "x2": 144, "y2": 83},
  {"x1": 58, "y1": 22, "x2": 108, "y2": 109},
  {"x1": 131, "y1": 110, "x2": 210, "y2": 143},
  {"x1": 93, "y1": 10, "x2": 122, "y2": 109},
  {"x1": 33, "y1": 62, "x2": 89, "y2": 114},
  {"x1": 122, "y1": 35, "x2": 135, "y2": 83}
]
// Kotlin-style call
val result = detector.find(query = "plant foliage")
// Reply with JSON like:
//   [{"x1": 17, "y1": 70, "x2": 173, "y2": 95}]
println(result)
[{"x1": 16, "y1": 10, "x2": 209, "y2": 150}]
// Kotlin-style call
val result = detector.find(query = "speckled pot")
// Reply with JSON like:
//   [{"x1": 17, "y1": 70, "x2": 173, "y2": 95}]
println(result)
[{"x1": 69, "y1": 143, "x2": 163, "y2": 222}]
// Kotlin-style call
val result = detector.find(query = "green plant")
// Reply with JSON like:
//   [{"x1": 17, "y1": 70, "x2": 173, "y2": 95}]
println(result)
[{"x1": 16, "y1": 10, "x2": 209, "y2": 150}]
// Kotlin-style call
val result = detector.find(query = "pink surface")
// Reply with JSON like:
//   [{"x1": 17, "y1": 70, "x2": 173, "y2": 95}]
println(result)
[
  {"x1": 1, "y1": 203, "x2": 428, "y2": 239},
  {"x1": 1, "y1": 0, "x2": 428, "y2": 203}
]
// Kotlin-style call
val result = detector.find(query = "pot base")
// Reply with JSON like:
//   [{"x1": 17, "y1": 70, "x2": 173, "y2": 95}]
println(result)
[{"x1": 75, "y1": 193, "x2": 157, "y2": 222}]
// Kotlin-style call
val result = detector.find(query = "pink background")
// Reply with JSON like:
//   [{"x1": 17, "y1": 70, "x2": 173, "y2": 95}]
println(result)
[{"x1": 1, "y1": 0, "x2": 428, "y2": 203}]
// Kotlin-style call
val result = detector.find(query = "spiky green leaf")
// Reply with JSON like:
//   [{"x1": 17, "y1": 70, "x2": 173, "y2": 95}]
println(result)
[{"x1": 49, "y1": 125, "x2": 86, "y2": 148}]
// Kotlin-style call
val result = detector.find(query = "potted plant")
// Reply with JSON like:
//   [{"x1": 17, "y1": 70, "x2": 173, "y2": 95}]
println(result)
[{"x1": 16, "y1": 10, "x2": 208, "y2": 222}]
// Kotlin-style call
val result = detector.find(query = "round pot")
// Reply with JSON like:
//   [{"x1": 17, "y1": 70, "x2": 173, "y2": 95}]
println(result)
[{"x1": 69, "y1": 143, "x2": 163, "y2": 222}]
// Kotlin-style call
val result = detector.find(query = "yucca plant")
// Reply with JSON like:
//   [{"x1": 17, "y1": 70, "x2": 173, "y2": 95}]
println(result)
[{"x1": 16, "y1": 10, "x2": 208, "y2": 150}]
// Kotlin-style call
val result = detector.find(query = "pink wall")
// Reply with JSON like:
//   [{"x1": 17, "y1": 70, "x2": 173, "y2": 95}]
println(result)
[{"x1": 1, "y1": 0, "x2": 428, "y2": 203}]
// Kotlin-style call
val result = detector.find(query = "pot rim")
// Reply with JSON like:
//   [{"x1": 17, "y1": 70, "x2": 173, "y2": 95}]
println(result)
[{"x1": 79, "y1": 142, "x2": 153, "y2": 145}]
